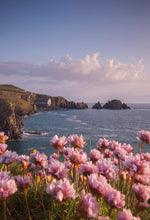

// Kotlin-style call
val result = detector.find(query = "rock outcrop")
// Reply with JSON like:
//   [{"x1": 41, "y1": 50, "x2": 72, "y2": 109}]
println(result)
[
  {"x1": 92, "y1": 102, "x2": 102, "y2": 109},
  {"x1": 0, "y1": 84, "x2": 88, "y2": 140},
  {"x1": 103, "y1": 99, "x2": 130, "y2": 110}
]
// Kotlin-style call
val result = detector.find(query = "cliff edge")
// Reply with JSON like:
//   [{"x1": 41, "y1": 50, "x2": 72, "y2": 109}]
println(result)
[{"x1": 0, "y1": 84, "x2": 88, "y2": 140}]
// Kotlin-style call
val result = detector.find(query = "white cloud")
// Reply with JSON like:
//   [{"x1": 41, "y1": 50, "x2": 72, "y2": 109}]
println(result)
[{"x1": 0, "y1": 52, "x2": 149, "y2": 102}]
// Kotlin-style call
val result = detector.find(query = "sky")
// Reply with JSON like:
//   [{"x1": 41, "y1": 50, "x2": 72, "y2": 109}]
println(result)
[{"x1": 0, "y1": 0, "x2": 150, "y2": 103}]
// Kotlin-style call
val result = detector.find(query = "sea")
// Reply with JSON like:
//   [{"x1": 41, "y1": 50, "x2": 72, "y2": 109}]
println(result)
[{"x1": 8, "y1": 103, "x2": 150, "y2": 156}]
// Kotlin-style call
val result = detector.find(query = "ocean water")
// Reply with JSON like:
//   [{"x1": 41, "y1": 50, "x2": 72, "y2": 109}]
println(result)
[{"x1": 8, "y1": 103, "x2": 150, "y2": 156}]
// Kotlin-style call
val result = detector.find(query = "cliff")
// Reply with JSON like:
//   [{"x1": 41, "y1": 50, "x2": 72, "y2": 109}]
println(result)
[{"x1": 0, "y1": 84, "x2": 88, "y2": 140}]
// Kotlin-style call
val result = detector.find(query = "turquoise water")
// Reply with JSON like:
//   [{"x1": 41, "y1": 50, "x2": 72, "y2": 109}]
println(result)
[{"x1": 8, "y1": 104, "x2": 150, "y2": 156}]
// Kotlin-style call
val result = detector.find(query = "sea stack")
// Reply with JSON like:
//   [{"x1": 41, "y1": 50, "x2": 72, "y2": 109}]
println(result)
[
  {"x1": 92, "y1": 101, "x2": 102, "y2": 109},
  {"x1": 103, "y1": 99, "x2": 130, "y2": 109}
]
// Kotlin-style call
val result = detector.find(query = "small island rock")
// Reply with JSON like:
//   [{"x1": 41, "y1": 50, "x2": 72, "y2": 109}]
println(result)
[
  {"x1": 92, "y1": 102, "x2": 102, "y2": 109},
  {"x1": 103, "y1": 99, "x2": 130, "y2": 110}
]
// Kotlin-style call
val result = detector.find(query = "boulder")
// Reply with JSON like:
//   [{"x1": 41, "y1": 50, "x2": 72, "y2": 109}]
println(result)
[
  {"x1": 103, "y1": 99, "x2": 130, "y2": 110},
  {"x1": 92, "y1": 102, "x2": 102, "y2": 109}
]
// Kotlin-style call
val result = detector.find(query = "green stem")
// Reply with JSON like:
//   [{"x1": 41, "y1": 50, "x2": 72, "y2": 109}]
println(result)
[
  {"x1": 24, "y1": 191, "x2": 32, "y2": 220},
  {"x1": 138, "y1": 141, "x2": 144, "y2": 153},
  {"x1": 3, "y1": 200, "x2": 7, "y2": 220}
]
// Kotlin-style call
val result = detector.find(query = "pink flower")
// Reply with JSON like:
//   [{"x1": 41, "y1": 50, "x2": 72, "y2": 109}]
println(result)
[
  {"x1": 79, "y1": 161, "x2": 98, "y2": 176},
  {"x1": 0, "y1": 143, "x2": 7, "y2": 155},
  {"x1": 123, "y1": 154, "x2": 149, "y2": 175},
  {"x1": 117, "y1": 208, "x2": 141, "y2": 220},
  {"x1": 137, "y1": 130, "x2": 150, "y2": 144},
  {"x1": 97, "y1": 138, "x2": 109, "y2": 152},
  {"x1": 140, "y1": 152, "x2": 150, "y2": 161},
  {"x1": 0, "y1": 132, "x2": 8, "y2": 143},
  {"x1": 96, "y1": 158, "x2": 118, "y2": 180},
  {"x1": 0, "y1": 150, "x2": 18, "y2": 165},
  {"x1": 30, "y1": 151, "x2": 48, "y2": 168},
  {"x1": 109, "y1": 140, "x2": 121, "y2": 151},
  {"x1": 135, "y1": 173, "x2": 150, "y2": 185},
  {"x1": 104, "y1": 149, "x2": 113, "y2": 158},
  {"x1": 90, "y1": 149, "x2": 103, "y2": 163},
  {"x1": 88, "y1": 174, "x2": 108, "y2": 197},
  {"x1": 49, "y1": 153, "x2": 58, "y2": 162},
  {"x1": 132, "y1": 183, "x2": 150, "y2": 202},
  {"x1": 47, "y1": 159, "x2": 69, "y2": 179},
  {"x1": 68, "y1": 149, "x2": 87, "y2": 165},
  {"x1": 104, "y1": 185, "x2": 125, "y2": 209},
  {"x1": 68, "y1": 134, "x2": 85, "y2": 149},
  {"x1": 114, "y1": 147, "x2": 128, "y2": 161},
  {"x1": 16, "y1": 175, "x2": 30, "y2": 192},
  {"x1": 121, "y1": 143, "x2": 133, "y2": 153},
  {"x1": 137, "y1": 201, "x2": 150, "y2": 211},
  {"x1": 77, "y1": 189, "x2": 99, "y2": 218},
  {"x1": 0, "y1": 171, "x2": 17, "y2": 200},
  {"x1": 50, "y1": 135, "x2": 67, "y2": 150},
  {"x1": 46, "y1": 178, "x2": 77, "y2": 202},
  {"x1": 18, "y1": 155, "x2": 30, "y2": 168}
]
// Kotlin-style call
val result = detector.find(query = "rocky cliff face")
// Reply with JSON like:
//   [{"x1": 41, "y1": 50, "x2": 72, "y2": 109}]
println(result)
[{"x1": 0, "y1": 84, "x2": 88, "y2": 140}]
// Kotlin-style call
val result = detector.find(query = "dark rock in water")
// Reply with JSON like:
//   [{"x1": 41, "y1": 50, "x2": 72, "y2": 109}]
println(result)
[
  {"x1": 23, "y1": 131, "x2": 43, "y2": 135},
  {"x1": 103, "y1": 99, "x2": 130, "y2": 110},
  {"x1": 92, "y1": 102, "x2": 102, "y2": 109},
  {"x1": 76, "y1": 102, "x2": 88, "y2": 109}
]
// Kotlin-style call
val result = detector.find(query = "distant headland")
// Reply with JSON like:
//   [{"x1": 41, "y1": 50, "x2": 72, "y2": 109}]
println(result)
[{"x1": 0, "y1": 84, "x2": 88, "y2": 140}]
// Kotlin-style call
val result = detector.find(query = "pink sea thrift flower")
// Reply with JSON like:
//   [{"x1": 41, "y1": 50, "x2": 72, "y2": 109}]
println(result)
[
  {"x1": 77, "y1": 189, "x2": 99, "y2": 218},
  {"x1": 50, "y1": 135, "x2": 67, "y2": 150},
  {"x1": 47, "y1": 159, "x2": 69, "y2": 179},
  {"x1": 132, "y1": 183, "x2": 150, "y2": 202},
  {"x1": 96, "y1": 158, "x2": 118, "y2": 180},
  {"x1": 104, "y1": 149, "x2": 113, "y2": 158},
  {"x1": 109, "y1": 140, "x2": 121, "y2": 151},
  {"x1": 114, "y1": 147, "x2": 128, "y2": 161},
  {"x1": 140, "y1": 152, "x2": 150, "y2": 161},
  {"x1": 137, "y1": 130, "x2": 150, "y2": 144},
  {"x1": 0, "y1": 132, "x2": 8, "y2": 143},
  {"x1": 88, "y1": 174, "x2": 108, "y2": 197},
  {"x1": 68, "y1": 149, "x2": 87, "y2": 165},
  {"x1": 123, "y1": 154, "x2": 150, "y2": 176},
  {"x1": 18, "y1": 155, "x2": 30, "y2": 168},
  {"x1": 30, "y1": 151, "x2": 48, "y2": 168},
  {"x1": 104, "y1": 184, "x2": 125, "y2": 209},
  {"x1": 0, "y1": 150, "x2": 18, "y2": 165},
  {"x1": 121, "y1": 143, "x2": 133, "y2": 153},
  {"x1": 0, "y1": 143, "x2": 7, "y2": 155},
  {"x1": 135, "y1": 173, "x2": 150, "y2": 185},
  {"x1": 16, "y1": 175, "x2": 30, "y2": 192},
  {"x1": 90, "y1": 149, "x2": 103, "y2": 163},
  {"x1": 68, "y1": 134, "x2": 85, "y2": 149},
  {"x1": 137, "y1": 201, "x2": 150, "y2": 211},
  {"x1": 79, "y1": 161, "x2": 98, "y2": 176},
  {"x1": 0, "y1": 171, "x2": 17, "y2": 200},
  {"x1": 117, "y1": 208, "x2": 141, "y2": 220},
  {"x1": 97, "y1": 138, "x2": 109, "y2": 152},
  {"x1": 49, "y1": 153, "x2": 58, "y2": 162},
  {"x1": 46, "y1": 178, "x2": 77, "y2": 202}
]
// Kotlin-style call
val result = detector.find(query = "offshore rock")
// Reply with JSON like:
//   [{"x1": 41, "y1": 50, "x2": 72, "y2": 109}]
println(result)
[
  {"x1": 103, "y1": 99, "x2": 130, "y2": 110},
  {"x1": 92, "y1": 102, "x2": 102, "y2": 109}
]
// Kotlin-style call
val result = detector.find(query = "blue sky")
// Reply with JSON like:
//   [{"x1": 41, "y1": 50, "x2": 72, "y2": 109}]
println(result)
[{"x1": 0, "y1": 0, "x2": 150, "y2": 103}]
